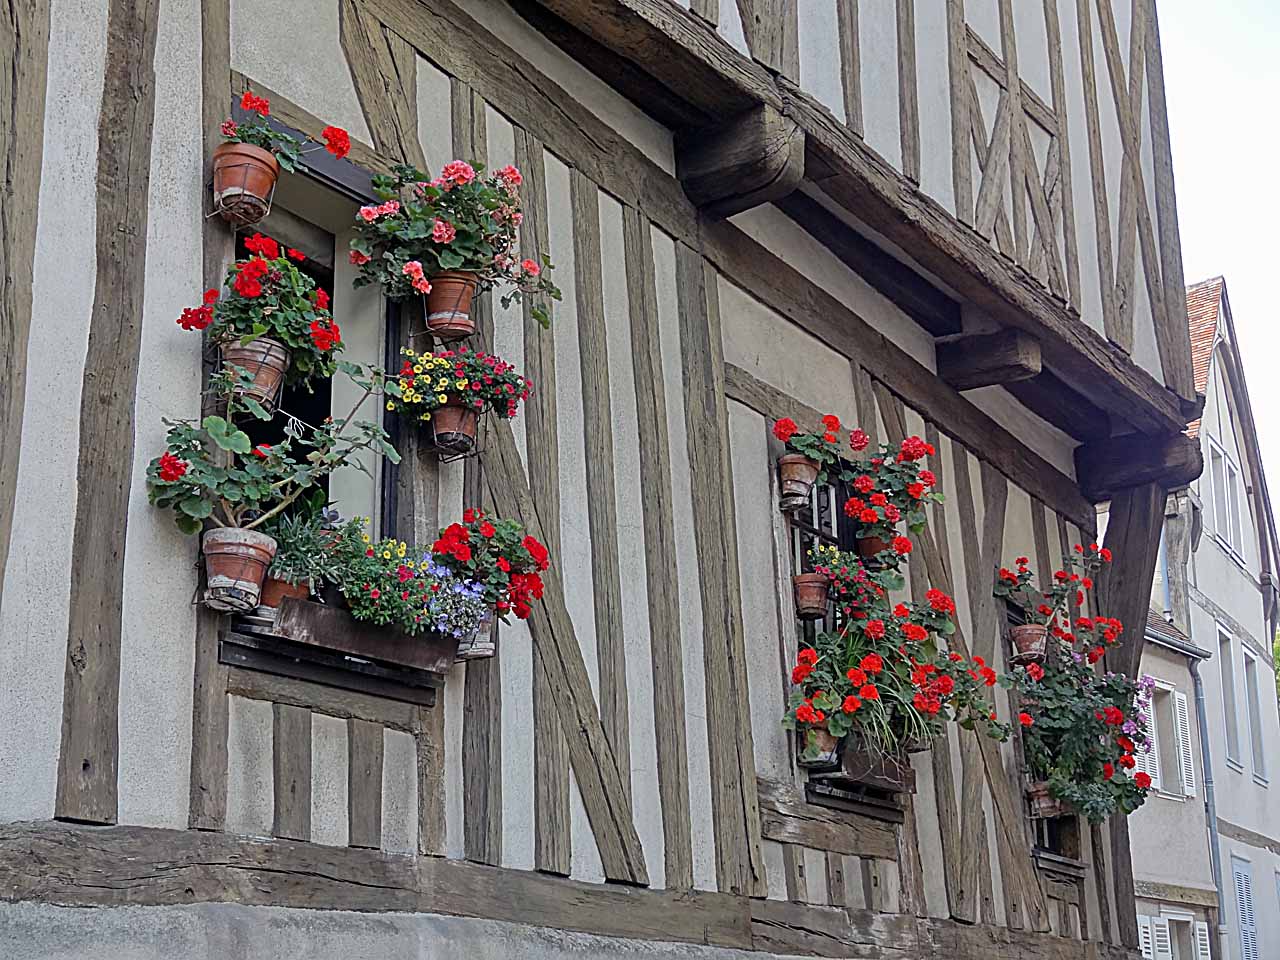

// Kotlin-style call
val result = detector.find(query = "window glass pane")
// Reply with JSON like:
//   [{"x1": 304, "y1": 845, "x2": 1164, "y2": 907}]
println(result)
[
  {"x1": 1229, "y1": 465, "x2": 1244, "y2": 553},
  {"x1": 1153, "y1": 689, "x2": 1182, "y2": 794},
  {"x1": 1221, "y1": 631, "x2": 1241, "y2": 762},
  {"x1": 1212, "y1": 448, "x2": 1227, "y2": 540},
  {"x1": 1245, "y1": 654, "x2": 1266, "y2": 777}
]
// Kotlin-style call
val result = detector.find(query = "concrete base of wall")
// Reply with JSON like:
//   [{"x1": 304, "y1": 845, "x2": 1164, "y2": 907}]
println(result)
[{"x1": 0, "y1": 902, "x2": 807, "y2": 960}]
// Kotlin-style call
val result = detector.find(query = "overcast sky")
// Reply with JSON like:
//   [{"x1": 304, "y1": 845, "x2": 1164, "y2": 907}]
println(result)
[{"x1": 1160, "y1": 0, "x2": 1280, "y2": 491}]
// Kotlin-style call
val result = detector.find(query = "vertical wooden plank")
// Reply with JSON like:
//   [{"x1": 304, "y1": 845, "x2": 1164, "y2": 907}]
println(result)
[
  {"x1": 997, "y1": 0, "x2": 1028, "y2": 266},
  {"x1": 572, "y1": 169, "x2": 631, "y2": 800},
  {"x1": 415, "y1": 703, "x2": 446, "y2": 856},
  {"x1": 1042, "y1": 0, "x2": 1082, "y2": 308},
  {"x1": 337, "y1": 0, "x2": 426, "y2": 168},
  {"x1": 677, "y1": 245, "x2": 765, "y2": 897},
  {"x1": 826, "y1": 851, "x2": 848, "y2": 906},
  {"x1": 1031, "y1": 498, "x2": 1053, "y2": 584},
  {"x1": 1074, "y1": 0, "x2": 1117, "y2": 341},
  {"x1": 782, "y1": 843, "x2": 808, "y2": 902},
  {"x1": 347, "y1": 718, "x2": 384, "y2": 850},
  {"x1": 896, "y1": 0, "x2": 920, "y2": 184},
  {"x1": 625, "y1": 207, "x2": 694, "y2": 890},
  {"x1": 897, "y1": 794, "x2": 927, "y2": 918},
  {"x1": 860, "y1": 857, "x2": 884, "y2": 912},
  {"x1": 55, "y1": 0, "x2": 162, "y2": 826},
  {"x1": 1090, "y1": 821, "x2": 1116, "y2": 943},
  {"x1": 945, "y1": 0, "x2": 971, "y2": 224},
  {"x1": 272, "y1": 703, "x2": 313, "y2": 841},
  {"x1": 850, "y1": 363, "x2": 878, "y2": 447},
  {"x1": 836, "y1": 0, "x2": 863, "y2": 137},
  {"x1": 0, "y1": 0, "x2": 53, "y2": 617}
]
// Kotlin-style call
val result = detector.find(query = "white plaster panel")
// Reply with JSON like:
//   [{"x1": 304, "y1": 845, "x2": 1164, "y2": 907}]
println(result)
[
  {"x1": 965, "y1": 0, "x2": 1001, "y2": 52},
  {"x1": 717, "y1": 0, "x2": 751, "y2": 58},
  {"x1": 311, "y1": 712, "x2": 349, "y2": 847},
  {"x1": 798, "y1": 1, "x2": 846, "y2": 123},
  {"x1": 858, "y1": 0, "x2": 902, "y2": 171},
  {"x1": 0, "y1": 0, "x2": 107, "y2": 824},
  {"x1": 652, "y1": 227, "x2": 716, "y2": 891},
  {"x1": 380, "y1": 727, "x2": 417, "y2": 856},
  {"x1": 728, "y1": 401, "x2": 790, "y2": 782},
  {"x1": 599, "y1": 192, "x2": 665, "y2": 885},
  {"x1": 226, "y1": 695, "x2": 274, "y2": 837},
  {"x1": 908, "y1": 749, "x2": 948, "y2": 918},
  {"x1": 803, "y1": 847, "x2": 829, "y2": 905},
  {"x1": 117, "y1": 0, "x2": 202, "y2": 830},
  {"x1": 415, "y1": 57, "x2": 453, "y2": 176},
  {"x1": 485, "y1": 107, "x2": 526, "y2": 466},
  {"x1": 1012, "y1": 0, "x2": 1052, "y2": 105},
  {"x1": 963, "y1": 385, "x2": 1077, "y2": 478},
  {"x1": 229, "y1": 0, "x2": 370, "y2": 144},
  {"x1": 761, "y1": 839, "x2": 788, "y2": 901},
  {"x1": 914, "y1": 0, "x2": 956, "y2": 215}
]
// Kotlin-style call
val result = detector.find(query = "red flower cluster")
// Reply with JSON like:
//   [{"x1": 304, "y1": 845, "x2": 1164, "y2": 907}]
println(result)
[
  {"x1": 309, "y1": 319, "x2": 341, "y2": 352},
  {"x1": 849, "y1": 428, "x2": 870, "y2": 451},
  {"x1": 321, "y1": 125, "x2": 351, "y2": 159},
  {"x1": 176, "y1": 289, "x2": 219, "y2": 331},
  {"x1": 233, "y1": 256, "x2": 271, "y2": 298},
  {"x1": 792, "y1": 647, "x2": 818, "y2": 685},
  {"x1": 773, "y1": 417, "x2": 798, "y2": 443},
  {"x1": 240, "y1": 90, "x2": 270, "y2": 115},
  {"x1": 897, "y1": 435, "x2": 935, "y2": 462},
  {"x1": 244, "y1": 232, "x2": 279, "y2": 258},
  {"x1": 925, "y1": 588, "x2": 956, "y2": 615},
  {"x1": 157, "y1": 451, "x2": 187, "y2": 482},
  {"x1": 508, "y1": 571, "x2": 544, "y2": 619},
  {"x1": 434, "y1": 522, "x2": 472, "y2": 563}
]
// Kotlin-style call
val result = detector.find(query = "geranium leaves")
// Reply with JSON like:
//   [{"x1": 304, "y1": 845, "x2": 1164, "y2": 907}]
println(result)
[{"x1": 203, "y1": 415, "x2": 253, "y2": 454}]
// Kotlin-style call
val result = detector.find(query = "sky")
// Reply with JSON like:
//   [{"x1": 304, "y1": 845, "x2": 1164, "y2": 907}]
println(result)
[{"x1": 1159, "y1": 1, "x2": 1280, "y2": 491}]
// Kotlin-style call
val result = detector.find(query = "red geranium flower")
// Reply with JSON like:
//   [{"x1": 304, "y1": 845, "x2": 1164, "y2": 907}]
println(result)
[
  {"x1": 240, "y1": 90, "x2": 270, "y2": 115},
  {"x1": 309, "y1": 319, "x2": 341, "y2": 352},
  {"x1": 821, "y1": 414, "x2": 840, "y2": 432},
  {"x1": 158, "y1": 451, "x2": 187, "y2": 482},
  {"x1": 859, "y1": 653, "x2": 884, "y2": 674},
  {"x1": 1102, "y1": 762, "x2": 1115, "y2": 780},
  {"x1": 244, "y1": 233, "x2": 279, "y2": 258},
  {"x1": 859, "y1": 684, "x2": 880, "y2": 701},
  {"x1": 842, "y1": 695, "x2": 862, "y2": 714},
  {"x1": 849, "y1": 428, "x2": 869, "y2": 451},
  {"x1": 314, "y1": 288, "x2": 330, "y2": 310},
  {"x1": 1134, "y1": 771, "x2": 1151, "y2": 789},
  {"x1": 1018, "y1": 712, "x2": 1034, "y2": 727},
  {"x1": 322, "y1": 125, "x2": 351, "y2": 159},
  {"x1": 797, "y1": 647, "x2": 818, "y2": 666},
  {"x1": 892, "y1": 535, "x2": 912, "y2": 555},
  {"x1": 773, "y1": 418, "x2": 798, "y2": 443},
  {"x1": 287, "y1": 248, "x2": 306, "y2": 261}
]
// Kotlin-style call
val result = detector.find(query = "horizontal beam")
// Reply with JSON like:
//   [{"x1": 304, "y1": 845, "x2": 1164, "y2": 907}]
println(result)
[
  {"x1": 757, "y1": 776, "x2": 897, "y2": 860},
  {"x1": 0, "y1": 821, "x2": 1143, "y2": 960},
  {"x1": 1004, "y1": 370, "x2": 1110, "y2": 443},
  {"x1": 936, "y1": 330, "x2": 1041, "y2": 391},
  {"x1": 1075, "y1": 432, "x2": 1204, "y2": 501},
  {"x1": 677, "y1": 103, "x2": 804, "y2": 218}
]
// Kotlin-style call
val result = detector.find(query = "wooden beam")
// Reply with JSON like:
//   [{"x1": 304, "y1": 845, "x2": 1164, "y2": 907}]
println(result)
[
  {"x1": 226, "y1": 665, "x2": 417, "y2": 733},
  {"x1": 1004, "y1": 370, "x2": 1110, "y2": 443},
  {"x1": 676, "y1": 103, "x2": 803, "y2": 218},
  {"x1": 271, "y1": 703, "x2": 312, "y2": 842},
  {"x1": 756, "y1": 777, "x2": 897, "y2": 860},
  {"x1": 936, "y1": 330, "x2": 1042, "y2": 391},
  {"x1": 773, "y1": 191, "x2": 961, "y2": 337},
  {"x1": 945, "y1": 0, "x2": 971, "y2": 225},
  {"x1": 55, "y1": 0, "x2": 161, "y2": 826},
  {"x1": 415, "y1": 703, "x2": 446, "y2": 857},
  {"x1": 1075, "y1": 433, "x2": 1204, "y2": 501},
  {"x1": 347, "y1": 718, "x2": 383, "y2": 850},
  {"x1": 896, "y1": 0, "x2": 920, "y2": 184},
  {"x1": 0, "y1": 0, "x2": 52, "y2": 619},
  {"x1": 338, "y1": 0, "x2": 427, "y2": 168},
  {"x1": 836, "y1": 0, "x2": 863, "y2": 137}
]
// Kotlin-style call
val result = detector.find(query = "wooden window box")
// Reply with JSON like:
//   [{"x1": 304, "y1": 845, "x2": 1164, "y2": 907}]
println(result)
[
  {"x1": 804, "y1": 742, "x2": 917, "y2": 823},
  {"x1": 221, "y1": 597, "x2": 457, "y2": 706}
]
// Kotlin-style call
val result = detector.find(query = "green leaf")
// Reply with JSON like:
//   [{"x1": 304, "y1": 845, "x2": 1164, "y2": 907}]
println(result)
[
  {"x1": 241, "y1": 396, "x2": 271, "y2": 421},
  {"x1": 532, "y1": 305, "x2": 551, "y2": 329},
  {"x1": 179, "y1": 496, "x2": 213, "y2": 519},
  {"x1": 203, "y1": 416, "x2": 252, "y2": 453},
  {"x1": 174, "y1": 513, "x2": 203, "y2": 535}
]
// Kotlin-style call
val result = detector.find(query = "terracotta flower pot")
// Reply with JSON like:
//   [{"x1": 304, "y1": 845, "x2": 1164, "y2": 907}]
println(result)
[
  {"x1": 1009, "y1": 623, "x2": 1050, "y2": 664},
  {"x1": 259, "y1": 575, "x2": 311, "y2": 610},
  {"x1": 220, "y1": 337, "x2": 292, "y2": 415},
  {"x1": 430, "y1": 397, "x2": 480, "y2": 455},
  {"x1": 455, "y1": 616, "x2": 496, "y2": 661},
  {"x1": 203, "y1": 527, "x2": 277, "y2": 612},
  {"x1": 212, "y1": 141, "x2": 279, "y2": 226},
  {"x1": 777, "y1": 454, "x2": 820, "y2": 511},
  {"x1": 426, "y1": 271, "x2": 480, "y2": 341},
  {"x1": 856, "y1": 534, "x2": 892, "y2": 571},
  {"x1": 798, "y1": 726, "x2": 842, "y2": 769},
  {"x1": 793, "y1": 572, "x2": 830, "y2": 620},
  {"x1": 1027, "y1": 781, "x2": 1069, "y2": 819}
]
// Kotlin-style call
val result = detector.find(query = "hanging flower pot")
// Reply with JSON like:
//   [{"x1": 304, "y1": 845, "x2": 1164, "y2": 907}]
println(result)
[
  {"x1": 455, "y1": 616, "x2": 496, "y2": 661},
  {"x1": 793, "y1": 572, "x2": 830, "y2": 620},
  {"x1": 426, "y1": 271, "x2": 479, "y2": 341},
  {"x1": 1009, "y1": 623, "x2": 1050, "y2": 665},
  {"x1": 797, "y1": 726, "x2": 842, "y2": 769},
  {"x1": 203, "y1": 527, "x2": 278, "y2": 612},
  {"x1": 430, "y1": 397, "x2": 480, "y2": 455},
  {"x1": 220, "y1": 337, "x2": 292, "y2": 415},
  {"x1": 777, "y1": 454, "x2": 819, "y2": 511},
  {"x1": 1027, "y1": 781, "x2": 1069, "y2": 819},
  {"x1": 259, "y1": 575, "x2": 311, "y2": 611},
  {"x1": 856, "y1": 534, "x2": 891, "y2": 570},
  {"x1": 212, "y1": 142, "x2": 279, "y2": 226}
]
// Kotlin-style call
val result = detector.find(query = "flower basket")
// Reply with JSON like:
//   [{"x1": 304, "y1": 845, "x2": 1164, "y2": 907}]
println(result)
[
  {"x1": 793, "y1": 573, "x2": 830, "y2": 620},
  {"x1": 203, "y1": 527, "x2": 277, "y2": 612},
  {"x1": 777, "y1": 453, "x2": 819, "y2": 511},
  {"x1": 1027, "y1": 781, "x2": 1070, "y2": 819},
  {"x1": 220, "y1": 336, "x2": 291, "y2": 415},
  {"x1": 797, "y1": 726, "x2": 842, "y2": 769},
  {"x1": 855, "y1": 534, "x2": 891, "y2": 568},
  {"x1": 840, "y1": 742, "x2": 917, "y2": 794},
  {"x1": 271, "y1": 596, "x2": 460, "y2": 673},
  {"x1": 430, "y1": 397, "x2": 480, "y2": 455},
  {"x1": 1009, "y1": 623, "x2": 1049, "y2": 665},
  {"x1": 426, "y1": 271, "x2": 479, "y2": 341},
  {"x1": 212, "y1": 141, "x2": 278, "y2": 226},
  {"x1": 259, "y1": 575, "x2": 310, "y2": 611},
  {"x1": 454, "y1": 616, "x2": 496, "y2": 661}
]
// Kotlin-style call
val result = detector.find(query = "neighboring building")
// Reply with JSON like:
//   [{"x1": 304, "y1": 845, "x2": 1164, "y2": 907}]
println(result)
[{"x1": 0, "y1": 2, "x2": 1205, "y2": 959}]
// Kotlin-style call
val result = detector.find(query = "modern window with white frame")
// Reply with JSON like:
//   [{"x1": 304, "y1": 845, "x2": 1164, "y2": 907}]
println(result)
[
  {"x1": 1134, "y1": 680, "x2": 1197, "y2": 799},
  {"x1": 1220, "y1": 627, "x2": 1243, "y2": 766},
  {"x1": 1207, "y1": 438, "x2": 1245, "y2": 558},
  {"x1": 1137, "y1": 911, "x2": 1212, "y2": 960},
  {"x1": 1242, "y1": 648, "x2": 1268, "y2": 783}
]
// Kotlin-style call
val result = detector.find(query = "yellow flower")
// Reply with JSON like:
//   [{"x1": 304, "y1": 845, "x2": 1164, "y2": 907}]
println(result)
[
  {"x1": 419, "y1": 413, "x2": 431, "y2": 421},
  {"x1": 413, "y1": 365, "x2": 423, "y2": 374},
  {"x1": 382, "y1": 550, "x2": 392, "y2": 559},
  {"x1": 361, "y1": 533, "x2": 370, "y2": 543},
  {"x1": 436, "y1": 378, "x2": 449, "y2": 390},
  {"x1": 455, "y1": 379, "x2": 467, "y2": 390},
  {"x1": 437, "y1": 394, "x2": 447, "y2": 404},
  {"x1": 386, "y1": 401, "x2": 396, "y2": 411},
  {"x1": 406, "y1": 560, "x2": 414, "y2": 568}
]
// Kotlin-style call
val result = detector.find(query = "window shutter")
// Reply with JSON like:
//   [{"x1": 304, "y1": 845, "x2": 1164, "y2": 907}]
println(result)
[
  {"x1": 1137, "y1": 916, "x2": 1154, "y2": 960},
  {"x1": 1175, "y1": 691, "x2": 1197, "y2": 796},
  {"x1": 1235, "y1": 860, "x2": 1260, "y2": 960},
  {"x1": 1150, "y1": 918, "x2": 1174, "y2": 960},
  {"x1": 1138, "y1": 705, "x2": 1163, "y2": 791},
  {"x1": 1194, "y1": 921, "x2": 1213, "y2": 960}
]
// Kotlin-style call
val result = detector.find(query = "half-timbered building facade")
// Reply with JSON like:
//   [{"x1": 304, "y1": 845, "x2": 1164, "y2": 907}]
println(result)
[{"x1": 0, "y1": 0, "x2": 1205, "y2": 957}]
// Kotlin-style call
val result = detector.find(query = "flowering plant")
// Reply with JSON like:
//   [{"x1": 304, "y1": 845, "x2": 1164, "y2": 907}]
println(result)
[
  {"x1": 772, "y1": 415, "x2": 854, "y2": 485},
  {"x1": 222, "y1": 89, "x2": 351, "y2": 170},
  {"x1": 347, "y1": 161, "x2": 561, "y2": 323},
  {"x1": 177, "y1": 234, "x2": 342, "y2": 390},
  {"x1": 993, "y1": 543, "x2": 1112, "y2": 626},
  {"x1": 146, "y1": 362, "x2": 399, "y2": 535},
  {"x1": 385, "y1": 344, "x2": 531, "y2": 423},
  {"x1": 784, "y1": 543, "x2": 1013, "y2": 760},
  {"x1": 327, "y1": 526, "x2": 490, "y2": 638},
  {"x1": 840, "y1": 434, "x2": 943, "y2": 543},
  {"x1": 431, "y1": 508, "x2": 551, "y2": 621},
  {"x1": 1003, "y1": 545, "x2": 1153, "y2": 822}
]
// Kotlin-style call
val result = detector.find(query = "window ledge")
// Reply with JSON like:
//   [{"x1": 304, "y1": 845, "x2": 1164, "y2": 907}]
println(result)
[
  {"x1": 1225, "y1": 756, "x2": 1246, "y2": 774},
  {"x1": 1155, "y1": 790, "x2": 1187, "y2": 803},
  {"x1": 1252, "y1": 773, "x2": 1269, "y2": 788}
]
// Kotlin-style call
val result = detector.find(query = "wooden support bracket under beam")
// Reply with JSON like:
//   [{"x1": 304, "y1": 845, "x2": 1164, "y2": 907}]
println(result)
[
  {"x1": 936, "y1": 330, "x2": 1042, "y2": 391},
  {"x1": 676, "y1": 103, "x2": 804, "y2": 218},
  {"x1": 1074, "y1": 433, "x2": 1203, "y2": 502}
]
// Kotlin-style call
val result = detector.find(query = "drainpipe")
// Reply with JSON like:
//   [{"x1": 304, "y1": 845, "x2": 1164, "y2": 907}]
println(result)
[{"x1": 1190, "y1": 659, "x2": 1230, "y2": 960}]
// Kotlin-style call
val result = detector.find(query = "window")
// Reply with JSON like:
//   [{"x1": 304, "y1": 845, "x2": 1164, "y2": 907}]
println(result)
[
  {"x1": 788, "y1": 475, "x2": 856, "y2": 638},
  {"x1": 1137, "y1": 683, "x2": 1197, "y2": 797},
  {"x1": 1244, "y1": 650, "x2": 1268, "y2": 781},
  {"x1": 1220, "y1": 629, "x2": 1242, "y2": 764},
  {"x1": 1209, "y1": 440, "x2": 1245, "y2": 556},
  {"x1": 1139, "y1": 914, "x2": 1213, "y2": 960},
  {"x1": 1233, "y1": 857, "x2": 1260, "y2": 960}
]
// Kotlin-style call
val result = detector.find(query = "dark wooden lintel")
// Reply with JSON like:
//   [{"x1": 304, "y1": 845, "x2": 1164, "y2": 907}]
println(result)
[
  {"x1": 1004, "y1": 370, "x2": 1110, "y2": 443},
  {"x1": 936, "y1": 330, "x2": 1041, "y2": 391},
  {"x1": 677, "y1": 103, "x2": 804, "y2": 218},
  {"x1": 1075, "y1": 433, "x2": 1203, "y2": 501}
]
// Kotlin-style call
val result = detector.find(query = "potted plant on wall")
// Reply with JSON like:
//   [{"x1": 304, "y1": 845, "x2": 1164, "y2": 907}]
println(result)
[
  {"x1": 840, "y1": 432, "x2": 941, "y2": 567},
  {"x1": 146, "y1": 362, "x2": 399, "y2": 611},
  {"x1": 212, "y1": 89, "x2": 350, "y2": 225},
  {"x1": 348, "y1": 160, "x2": 561, "y2": 340},
  {"x1": 385, "y1": 344, "x2": 531, "y2": 455},
  {"x1": 257, "y1": 505, "x2": 343, "y2": 610},
  {"x1": 771, "y1": 415, "x2": 849, "y2": 511},
  {"x1": 993, "y1": 545, "x2": 1108, "y2": 665},
  {"x1": 176, "y1": 233, "x2": 343, "y2": 415}
]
